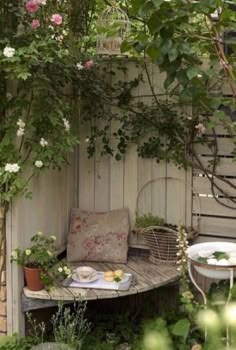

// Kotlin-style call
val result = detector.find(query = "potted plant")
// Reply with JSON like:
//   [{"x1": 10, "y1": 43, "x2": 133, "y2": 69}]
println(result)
[{"x1": 11, "y1": 232, "x2": 58, "y2": 291}]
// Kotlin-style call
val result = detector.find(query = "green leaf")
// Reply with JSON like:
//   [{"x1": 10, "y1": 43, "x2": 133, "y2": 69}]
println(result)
[
  {"x1": 138, "y1": 1, "x2": 155, "y2": 17},
  {"x1": 146, "y1": 45, "x2": 160, "y2": 60},
  {"x1": 131, "y1": 0, "x2": 145, "y2": 14},
  {"x1": 168, "y1": 46, "x2": 179, "y2": 63},
  {"x1": 213, "y1": 251, "x2": 229, "y2": 260},
  {"x1": 164, "y1": 74, "x2": 176, "y2": 89},
  {"x1": 120, "y1": 40, "x2": 133, "y2": 53},
  {"x1": 213, "y1": 110, "x2": 226, "y2": 120},
  {"x1": 172, "y1": 319, "x2": 190, "y2": 337},
  {"x1": 151, "y1": 0, "x2": 164, "y2": 8},
  {"x1": 186, "y1": 67, "x2": 199, "y2": 80}
]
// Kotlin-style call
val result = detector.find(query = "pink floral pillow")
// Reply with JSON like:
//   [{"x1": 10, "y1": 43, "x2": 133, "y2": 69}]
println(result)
[{"x1": 67, "y1": 208, "x2": 130, "y2": 263}]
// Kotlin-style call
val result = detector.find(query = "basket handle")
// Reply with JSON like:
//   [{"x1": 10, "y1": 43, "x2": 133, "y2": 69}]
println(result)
[{"x1": 135, "y1": 176, "x2": 201, "y2": 230}]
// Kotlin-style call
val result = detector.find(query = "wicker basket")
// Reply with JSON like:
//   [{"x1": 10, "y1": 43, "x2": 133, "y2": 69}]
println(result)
[{"x1": 135, "y1": 177, "x2": 201, "y2": 264}]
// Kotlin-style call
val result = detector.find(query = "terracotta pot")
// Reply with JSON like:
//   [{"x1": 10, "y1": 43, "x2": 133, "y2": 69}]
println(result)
[{"x1": 24, "y1": 266, "x2": 44, "y2": 291}]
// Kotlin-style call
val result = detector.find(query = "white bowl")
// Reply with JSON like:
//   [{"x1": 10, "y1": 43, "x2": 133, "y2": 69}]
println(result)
[
  {"x1": 187, "y1": 242, "x2": 236, "y2": 279},
  {"x1": 75, "y1": 266, "x2": 97, "y2": 282}
]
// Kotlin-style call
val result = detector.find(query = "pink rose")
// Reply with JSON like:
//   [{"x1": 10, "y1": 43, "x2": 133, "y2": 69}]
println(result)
[
  {"x1": 25, "y1": 0, "x2": 40, "y2": 13},
  {"x1": 51, "y1": 14, "x2": 63, "y2": 26},
  {"x1": 84, "y1": 60, "x2": 94, "y2": 69},
  {"x1": 31, "y1": 19, "x2": 40, "y2": 29}
]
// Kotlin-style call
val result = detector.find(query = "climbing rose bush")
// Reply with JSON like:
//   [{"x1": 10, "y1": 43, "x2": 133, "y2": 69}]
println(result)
[{"x1": 0, "y1": 0, "x2": 96, "y2": 207}]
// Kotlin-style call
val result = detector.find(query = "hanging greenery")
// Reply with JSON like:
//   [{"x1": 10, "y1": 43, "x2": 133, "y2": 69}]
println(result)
[{"x1": 82, "y1": 0, "x2": 236, "y2": 212}]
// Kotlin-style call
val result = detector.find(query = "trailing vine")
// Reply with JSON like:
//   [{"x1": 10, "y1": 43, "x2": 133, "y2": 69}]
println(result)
[{"x1": 80, "y1": 0, "x2": 236, "y2": 210}]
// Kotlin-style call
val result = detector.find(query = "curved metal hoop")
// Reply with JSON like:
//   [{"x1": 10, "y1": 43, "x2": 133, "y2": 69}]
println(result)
[{"x1": 135, "y1": 176, "x2": 201, "y2": 230}]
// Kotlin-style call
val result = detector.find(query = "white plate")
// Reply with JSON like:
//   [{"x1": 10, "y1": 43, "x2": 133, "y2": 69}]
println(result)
[{"x1": 71, "y1": 273, "x2": 98, "y2": 283}]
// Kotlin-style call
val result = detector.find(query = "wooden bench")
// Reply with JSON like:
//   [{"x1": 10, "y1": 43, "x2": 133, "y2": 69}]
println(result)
[{"x1": 22, "y1": 252, "x2": 179, "y2": 313}]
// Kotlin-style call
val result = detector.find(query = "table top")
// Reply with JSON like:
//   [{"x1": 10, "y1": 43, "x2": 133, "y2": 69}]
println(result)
[{"x1": 23, "y1": 256, "x2": 179, "y2": 305}]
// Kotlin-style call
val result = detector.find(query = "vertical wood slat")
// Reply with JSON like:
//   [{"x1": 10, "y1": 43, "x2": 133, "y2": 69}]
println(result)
[
  {"x1": 110, "y1": 61, "x2": 125, "y2": 211},
  {"x1": 166, "y1": 164, "x2": 188, "y2": 225},
  {"x1": 6, "y1": 203, "x2": 25, "y2": 335},
  {"x1": 94, "y1": 61, "x2": 111, "y2": 213},
  {"x1": 123, "y1": 61, "x2": 139, "y2": 246},
  {"x1": 78, "y1": 127, "x2": 95, "y2": 211}
]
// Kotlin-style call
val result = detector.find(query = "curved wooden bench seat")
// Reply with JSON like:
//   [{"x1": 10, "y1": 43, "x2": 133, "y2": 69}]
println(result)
[{"x1": 22, "y1": 255, "x2": 179, "y2": 312}]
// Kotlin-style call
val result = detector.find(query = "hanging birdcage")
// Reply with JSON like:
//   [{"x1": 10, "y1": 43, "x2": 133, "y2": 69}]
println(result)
[{"x1": 96, "y1": 4, "x2": 130, "y2": 56}]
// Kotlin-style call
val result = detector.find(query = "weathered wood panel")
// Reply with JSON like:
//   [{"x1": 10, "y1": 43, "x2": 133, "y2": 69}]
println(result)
[
  {"x1": 78, "y1": 60, "x2": 192, "y2": 248},
  {"x1": 6, "y1": 155, "x2": 77, "y2": 335},
  {"x1": 193, "y1": 216, "x2": 236, "y2": 238}
]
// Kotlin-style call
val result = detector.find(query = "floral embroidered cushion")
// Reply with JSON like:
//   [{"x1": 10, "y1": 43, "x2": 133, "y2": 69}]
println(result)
[{"x1": 67, "y1": 208, "x2": 130, "y2": 263}]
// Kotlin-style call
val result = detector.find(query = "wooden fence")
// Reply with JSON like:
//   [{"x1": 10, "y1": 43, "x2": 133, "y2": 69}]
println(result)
[{"x1": 5, "y1": 59, "x2": 236, "y2": 335}]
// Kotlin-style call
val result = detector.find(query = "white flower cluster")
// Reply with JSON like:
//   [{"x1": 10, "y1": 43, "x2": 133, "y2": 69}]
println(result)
[
  {"x1": 63, "y1": 118, "x2": 70, "y2": 131},
  {"x1": 57, "y1": 265, "x2": 71, "y2": 278},
  {"x1": 176, "y1": 226, "x2": 189, "y2": 290},
  {"x1": 58, "y1": 265, "x2": 71, "y2": 277},
  {"x1": 3, "y1": 46, "x2": 15, "y2": 58},
  {"x1": 16, "y1": 119, "x2": 25, "y2": 137},
  {"x1": 40, "y1": 138, "x2": 48, "y2": 147},
  {"x1": 5, "y1": 163, "x2": 20, "y2": 173},
  {"x1": 35, "y1": 160, "x2": 43, "y2": 168}
]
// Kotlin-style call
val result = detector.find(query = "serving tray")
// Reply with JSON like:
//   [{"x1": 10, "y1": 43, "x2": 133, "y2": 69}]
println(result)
[{"x1": 62, "y1": 271, "x2": 133, "y2": 291}]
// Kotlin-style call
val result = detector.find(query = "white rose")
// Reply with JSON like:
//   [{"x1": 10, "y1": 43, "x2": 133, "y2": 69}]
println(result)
[
  {"x1": 35, "y1": 160, "x2": 43, "y2": 168},
  {"x1": 3, "y1": 46, "x2": 15, "y2": 58},
  {"x1": 58, "y1": 267, "x2": 63, "y2": 273},
  {"x1": 40, "y1": 138, "x2": 48, "y2": 147},
  {"x1": 11, "y1": 250, "x2": 18, "y2": 259},
  {"x1": 63, "y1": 266, "x2": 68, "y2": 271},
  {"x1": 25, "y1": 249, "x2": 31, "y2": 256},
  {"x1": 5, "y1": 163, "x2": 20, "y2": 173},
  {"x1": 76, "y1": 62, "x2": 84, "y2": 70},
  {"x1": 17, "y1": 128, "x2": 25, "y2": 137},
  {"x1": 37, "y1": 231, "x2": 43, "y2": 236},
  {"x1": 65, "y1": 268, "x2": 71, "y2": 275},
  {"x1": 16, "y1": 119, "x2": 25, "y2": 128},
  {"x1": 50, "y1": 235, "x2": 56, "y2": 241},
  {"x1": 62, "y1": 118, "x2": 70, "y2": 132}
]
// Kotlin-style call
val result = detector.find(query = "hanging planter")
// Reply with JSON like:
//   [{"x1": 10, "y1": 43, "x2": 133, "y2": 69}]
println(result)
[{"x1": 96, "y1": 4, "x2": 130, "y2": 56}]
